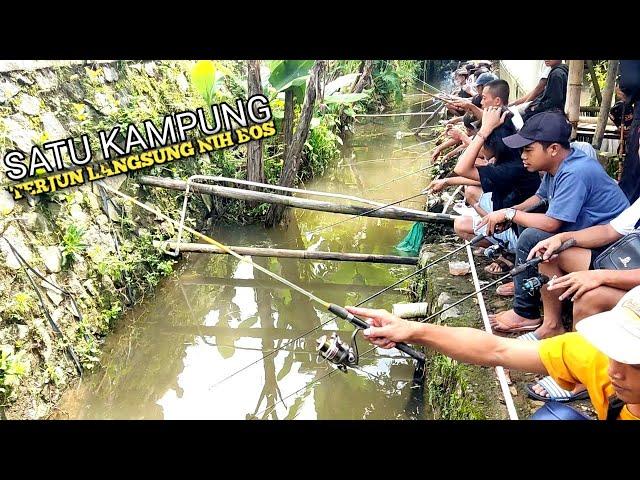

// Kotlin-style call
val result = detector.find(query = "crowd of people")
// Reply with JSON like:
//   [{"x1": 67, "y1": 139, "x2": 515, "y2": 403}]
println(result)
[{"x1": 353, "y1": 60, "x2": 640, "y2": 420}]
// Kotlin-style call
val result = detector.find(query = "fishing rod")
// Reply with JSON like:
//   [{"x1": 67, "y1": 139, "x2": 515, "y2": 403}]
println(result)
[
  {"x1": 254, "y1": 238, "x2": 578, "y2": 419},
  {"x1": 209, "y1": 183, "x2": 499, "y2": 386},
  {"x1": 351, "y1": 238, "x2": 578, "y2": 369},
  {"x1": 299, "y1": 190, "x2": 453, "y2": 241},
  {"x1": 421, "y1": 238, "x2": 576, "y2": 323},
  {"x1": 99, "y1": 182, "x2": 427, "y2": 365}
]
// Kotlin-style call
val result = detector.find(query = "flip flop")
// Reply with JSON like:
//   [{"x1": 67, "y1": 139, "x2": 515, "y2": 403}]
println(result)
[
  {"x1": 483, "y1": 255, "x2": 514, "y2": 276},
  {"x1": 525, "y1": 376, "x2": 590, "y2": 403},
  {"x1": 518, "y1": 332, "x2": 540, "y2": 342}
]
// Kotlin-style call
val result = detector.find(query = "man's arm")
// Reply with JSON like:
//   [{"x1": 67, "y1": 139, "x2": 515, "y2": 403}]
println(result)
[
  {"x1": 424, "y1": 176, "x2": 481, "y2": 194},
  {"x1": 453, "y1": 134, "x2": 485, "y2": 181},
  {"x1": 512, "y1": 194, "x2": 546, "y2": 212},
  {"x1": 510, "y1": 78, "x2": 547, "y2": 107},
  {"x1": 346, "y1": 306, "x2": 547, "y2": 374},
  {"x1": 528, "y1": 224, "x2": 623, "y2": 261},
  {"x1": 454, "y1": 107, "x2": 510, "y2": 181},
  {"x1": 478, "y1": 209, "x2": 563, "y2": 235}
]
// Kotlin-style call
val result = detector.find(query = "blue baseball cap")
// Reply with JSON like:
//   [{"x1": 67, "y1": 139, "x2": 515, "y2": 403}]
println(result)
[
  {"x1": 474, "y1": 72, "x2": 498, "y2": 87},
  {"x1": 503, "y1": 111, "x2": 572, "y2": 148}
]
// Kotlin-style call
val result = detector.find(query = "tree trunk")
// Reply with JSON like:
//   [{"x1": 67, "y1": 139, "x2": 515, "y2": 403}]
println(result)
[
  {"x1": 566, "y1": 60, "x2": 585, "y2": 139},
  {"x1": 246, "y1": 60, "x2": 264, "y2": 185},
  {"x1": 266, "y1": 60, "x2": 323, "y2": 227},
  {"x1": 352, "y1": 60, "x2": 374, "y2": 93},
  {"x1": 282, "y1": 88, "x2": 294, "y2": 157},
  {"x1": 586, "y1": 60, "x2": 602, "y2": 105},
  {"x1": 592, "y1": 60, "x2": 619, "y2": 149}
]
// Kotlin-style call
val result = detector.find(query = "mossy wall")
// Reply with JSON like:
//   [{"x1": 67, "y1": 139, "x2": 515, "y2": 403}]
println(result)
[{"x1": 0, "y1": 60, "x2": 219, "y2": 419}]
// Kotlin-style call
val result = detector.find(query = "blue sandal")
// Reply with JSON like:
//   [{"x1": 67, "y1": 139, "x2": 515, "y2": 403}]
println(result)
[{"x1": 526, "y1": 376, "x2": 590, "y2": 403}]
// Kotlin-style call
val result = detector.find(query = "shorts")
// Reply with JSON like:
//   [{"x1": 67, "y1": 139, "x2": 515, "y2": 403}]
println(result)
[{"x1": 470, "y1": 192, "x2": 518, "y2": 253}]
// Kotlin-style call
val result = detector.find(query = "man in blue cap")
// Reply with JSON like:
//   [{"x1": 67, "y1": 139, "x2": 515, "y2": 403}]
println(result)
[{"x1": 477, "y1": 110, "x2": 629, "y2": 338}]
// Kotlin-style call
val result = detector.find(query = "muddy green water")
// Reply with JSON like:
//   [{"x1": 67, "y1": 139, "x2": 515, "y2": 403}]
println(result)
[{"x1": 60, "y1": 96, "x2": 438, "y2": 419}]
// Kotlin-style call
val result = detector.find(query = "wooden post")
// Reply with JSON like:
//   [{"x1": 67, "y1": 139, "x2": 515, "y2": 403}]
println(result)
[
  {"x1": 156, "y1": 241, "x2": 419, "y2": 265},
  {"x1": 592, "y1": 60, "x2": 619, "y2": 150},
  {"x1": 586, "y1": 60, "x2": 602, "y2": 105},
  {"x1": 246, "y1": 60, "x2": 265, "y2": 185},
  {"x1": 566, "y1": 60, "x2": 585, "y2": 139},
  {"x1": 352, "y1": 60, "x2": 374, "y2": 94},
  {"x1": 266, "y1": 61, "x2": 323, "y2": 227}
]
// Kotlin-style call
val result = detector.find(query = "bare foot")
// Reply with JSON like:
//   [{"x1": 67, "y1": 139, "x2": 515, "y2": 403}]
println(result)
[
  {"x1": 496, "y1": 281, "x2": 515, "y2": 296},
  {"x1": 489, "y1": 309, "x2": 541, "y2": 333}
]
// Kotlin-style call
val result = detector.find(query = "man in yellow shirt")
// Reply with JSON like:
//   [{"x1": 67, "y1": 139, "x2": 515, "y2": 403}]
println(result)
[{"x1": 346, "y1": 286, "x2": 640, "y2": 420}]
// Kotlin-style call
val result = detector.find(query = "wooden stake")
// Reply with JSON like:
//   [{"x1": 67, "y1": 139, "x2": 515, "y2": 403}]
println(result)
[{"x1": 592, "y1": 60, "x2": 619, "y2": 150}]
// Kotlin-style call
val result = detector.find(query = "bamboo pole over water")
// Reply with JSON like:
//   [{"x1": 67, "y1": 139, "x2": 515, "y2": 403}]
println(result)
[
  {"x1": 156, "y1": 241, "x2": 419, "y2": 265},
  {"x1": 138, "y1": 176, "x2": 456, "y2": 224}
]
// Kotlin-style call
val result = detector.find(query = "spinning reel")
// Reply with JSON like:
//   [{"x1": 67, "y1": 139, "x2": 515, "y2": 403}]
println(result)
[
  {"x1": 484, "y1": 238, "x2": 509, "y2": 260},
  {"x1": 316, "y1": 330, "x2": 360, "y2": 373},
  {"x1": 522, "y1": 274, "x2": 550, "y2": 296}
]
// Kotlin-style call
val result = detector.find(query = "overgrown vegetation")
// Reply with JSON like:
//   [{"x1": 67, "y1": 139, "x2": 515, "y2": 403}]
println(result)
[{"x1": 0, "y1": 58, "x2": 429, "y2": 418}]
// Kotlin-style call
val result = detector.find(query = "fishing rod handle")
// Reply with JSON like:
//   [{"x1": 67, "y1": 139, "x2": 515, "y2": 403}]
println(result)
[
  {"x1": 328, "y1": 304, "x2": 427, "y2": 362},
  {"x1": 509, "y1": 238, "x2": 577, "y2": 276}
]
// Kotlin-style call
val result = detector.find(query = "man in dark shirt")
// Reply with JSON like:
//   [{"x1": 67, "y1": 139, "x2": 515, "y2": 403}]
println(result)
[
  {"x1": 522, "y1": 61, "x2": 569, "y2": 122},
  {"x1": 617, "y1": 60, "x2": 640, "y2": 203},
  {"x1": 478, "y1": 112, "x2": 629, "y2": 337}
]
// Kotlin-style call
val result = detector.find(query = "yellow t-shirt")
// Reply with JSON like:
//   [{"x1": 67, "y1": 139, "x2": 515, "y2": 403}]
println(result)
[{"x1": 538, "y1": 332, "x2": 639, "y2": 420}]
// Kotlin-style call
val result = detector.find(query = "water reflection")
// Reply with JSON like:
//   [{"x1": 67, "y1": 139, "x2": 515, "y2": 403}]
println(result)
[{"x1": 59, "y1": 91, "x2": 436, "y2": 420}]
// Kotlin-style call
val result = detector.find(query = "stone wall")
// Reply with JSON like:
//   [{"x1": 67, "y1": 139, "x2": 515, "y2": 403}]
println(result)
[{"x1": 0, "y1": 60, "x2": 206, "y2": 419}]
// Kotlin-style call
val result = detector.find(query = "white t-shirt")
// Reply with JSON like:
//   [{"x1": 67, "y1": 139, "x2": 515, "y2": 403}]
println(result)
[
  {"x1": 538, "y1": 62, "x2": 551, "y2": 80},
  {"x1": 508, "y1": 107, "x2": 524, "y2": 130},
  {"x1": 610, "y1": 196, "x2": 640, "y2": 235}
]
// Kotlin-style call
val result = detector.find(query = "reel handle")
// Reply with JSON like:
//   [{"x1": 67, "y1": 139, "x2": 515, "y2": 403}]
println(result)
[{"x1": 328, "y1": 304, "x2": 427, "y2": 362}]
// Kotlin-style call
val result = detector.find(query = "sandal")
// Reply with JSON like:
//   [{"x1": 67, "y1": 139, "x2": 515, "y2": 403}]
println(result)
[{"x1": 483, "y1": 255, "x2": 513, "y2": 275}]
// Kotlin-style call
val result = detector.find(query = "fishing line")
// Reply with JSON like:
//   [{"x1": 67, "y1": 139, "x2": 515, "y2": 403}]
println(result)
[{"x1": 100, "y1": 181, "x2": 425, "y2": 359}]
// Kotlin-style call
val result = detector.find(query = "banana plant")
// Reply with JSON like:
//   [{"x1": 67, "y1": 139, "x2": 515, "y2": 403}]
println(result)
[{"x1": 190, "y1": 60, "x2": 230, "y2": 106}]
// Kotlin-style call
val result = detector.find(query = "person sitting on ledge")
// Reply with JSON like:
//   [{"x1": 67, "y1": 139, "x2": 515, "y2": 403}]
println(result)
[{"x1": 346, "y1": 284, "x2": 640, "y2": 420}]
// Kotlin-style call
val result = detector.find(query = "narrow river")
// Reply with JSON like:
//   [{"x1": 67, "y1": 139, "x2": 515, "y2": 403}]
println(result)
[{"x1": 59, "y1": 94, "x2": 438, "y2": 419}]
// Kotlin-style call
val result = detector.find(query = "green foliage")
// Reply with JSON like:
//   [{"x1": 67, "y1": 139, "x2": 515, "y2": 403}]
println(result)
[
  {"x1": 588, "y1": 60, "x2": 608, "y2": 107},
  {"x1": 190, "y1": 60, "x2": 227, "y2": 107},
  {"x1": 427, "y1": 353, "x2": 483, "y2": 420},
  {"x1": 61, "y1": 224, "x2": 87, "y2": 268},
  {"x1": 267, "y1": 60, "x2": 314, "y2": 93},
  {"x1": 302, "y1": 121, "x2": 342, "y2": 180},
  {"x1": 3, "y1": 292, "x2": 36, "y2": 322},
  {"x1": 0, "y1": 346, "x2": 28, "y2": 405}
]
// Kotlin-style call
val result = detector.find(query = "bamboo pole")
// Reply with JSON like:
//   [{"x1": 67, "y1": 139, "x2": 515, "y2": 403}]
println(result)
[
  {"x1": 138, "y1": 175, "x2": 456, "y2": 224},
  {"x1": 566, "y1": 60, "x2": 585, "y2": 139},
  {"x1": 592, "y1": 60, "x2": 619, "y2": 150},
  {"x1": 156, "y1": 241, "x2": 419, "y2": 265}
]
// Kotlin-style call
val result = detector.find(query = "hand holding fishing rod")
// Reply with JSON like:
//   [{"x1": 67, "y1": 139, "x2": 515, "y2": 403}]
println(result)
[{"x1": 352, "y1": 239, "x2": 577, "y2": 350}]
